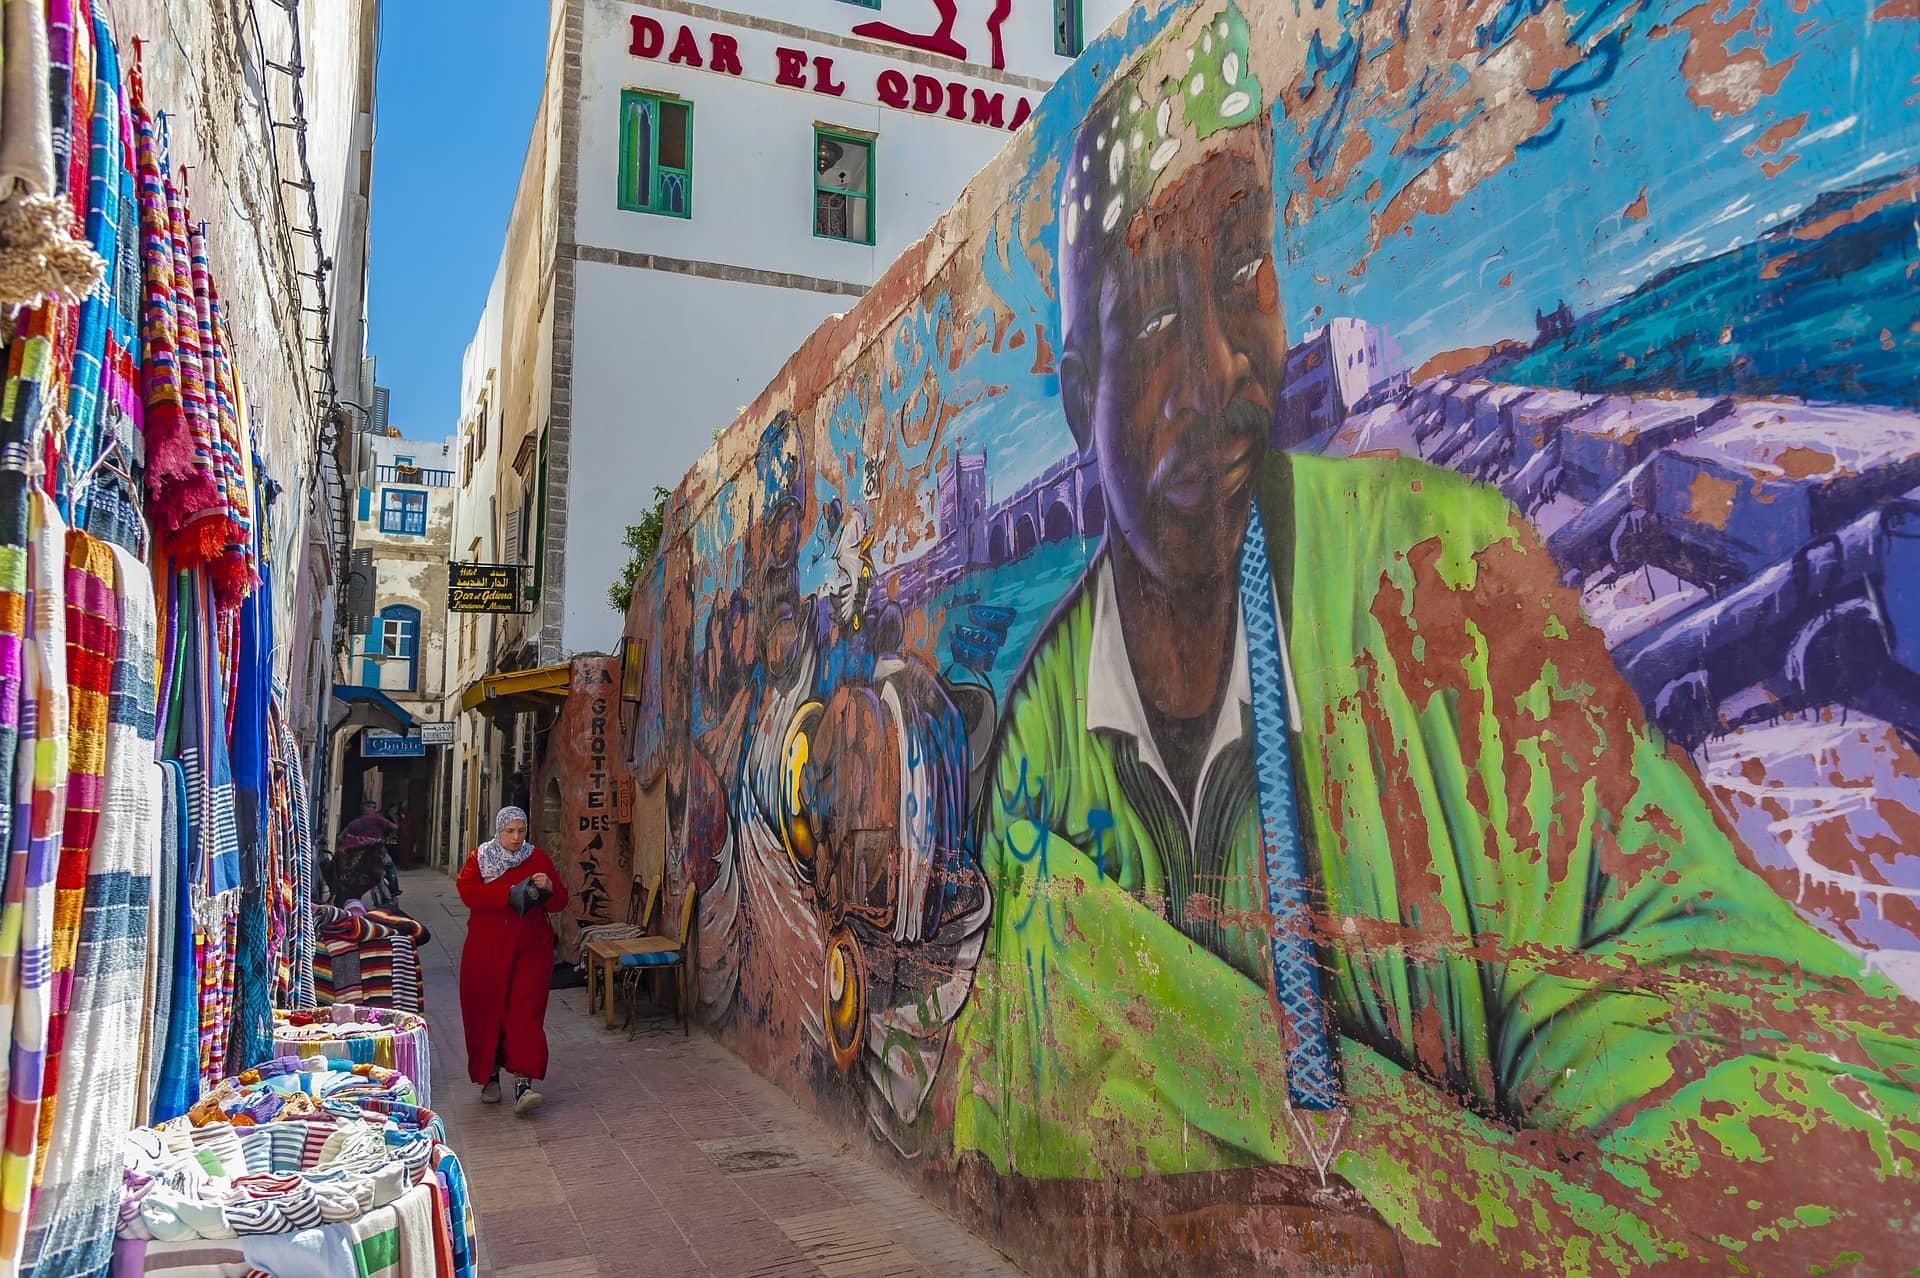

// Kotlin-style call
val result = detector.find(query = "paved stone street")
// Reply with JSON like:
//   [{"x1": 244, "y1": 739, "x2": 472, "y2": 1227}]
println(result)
[{"x1": 402, "y1": 870, "x2": 1021, "y2": 1278}]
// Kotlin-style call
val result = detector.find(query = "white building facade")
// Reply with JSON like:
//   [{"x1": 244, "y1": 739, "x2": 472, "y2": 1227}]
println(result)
[{"x1": 440, "y1": 0, "x2": 1124, "y2": 861}]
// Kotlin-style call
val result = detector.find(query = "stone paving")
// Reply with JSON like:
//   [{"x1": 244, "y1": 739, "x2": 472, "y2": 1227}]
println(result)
[{"x1": 403, "y1": 870, "x2": 1023, "y2": 1278}]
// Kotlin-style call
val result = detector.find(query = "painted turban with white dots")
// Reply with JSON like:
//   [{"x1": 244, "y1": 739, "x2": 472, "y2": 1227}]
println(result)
[{"x1": 1059, "y1": 1, "x2": 1263, "y2": 287}]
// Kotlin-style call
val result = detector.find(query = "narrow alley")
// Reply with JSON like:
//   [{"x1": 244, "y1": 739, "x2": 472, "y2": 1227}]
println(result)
[{"x1": 404, "y1": 872, "x2": 1021, "y2": 1278}]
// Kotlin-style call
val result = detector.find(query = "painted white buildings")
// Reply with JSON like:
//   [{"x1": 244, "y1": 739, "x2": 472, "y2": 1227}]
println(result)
[
  {"x1": 437, "y1": 0, "x2": 1126, "y2": 861},
  {"x1": 328, "y1": 432, "x2": 456, "y2": 853}
]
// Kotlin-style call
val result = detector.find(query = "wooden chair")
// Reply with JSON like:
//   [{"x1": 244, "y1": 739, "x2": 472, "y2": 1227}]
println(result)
[
  {"x1": 582, "y1": 876, "x2": 666, "y2": 1027},
  {"x1": 616, "y1": 886, "x2": 696, "y2": 1038}
]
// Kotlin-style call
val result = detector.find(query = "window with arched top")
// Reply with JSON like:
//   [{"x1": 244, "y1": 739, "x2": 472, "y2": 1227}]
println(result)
[{"x1": 376, "y1": 604, "x2": 422, "y2": 693}]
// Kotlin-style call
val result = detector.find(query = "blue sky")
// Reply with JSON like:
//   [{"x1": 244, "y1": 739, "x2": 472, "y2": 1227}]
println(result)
[{"x1": 368, "y1": 1, "x2": 547, "y2": 440}]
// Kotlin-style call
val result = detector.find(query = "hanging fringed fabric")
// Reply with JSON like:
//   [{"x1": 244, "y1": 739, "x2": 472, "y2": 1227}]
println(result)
[
  {"x1": 129, "y1": 63, "x2": 213, "y2": 549},
  {"x1": 205, "y1": 300, "x2": 253, "y2": 608},
  {"x1": 0, "y1": 490, "x2": 71, "y2": 1276},
  {"x1": 33, "y1": 530, "x2": 118, "y2": 1184},
  {"x1": 24, "y1": 542, "x2": 158, "y2": 1278},
  {"x1": 0, "y1": 0, "x2": 103, "y2": 309}
]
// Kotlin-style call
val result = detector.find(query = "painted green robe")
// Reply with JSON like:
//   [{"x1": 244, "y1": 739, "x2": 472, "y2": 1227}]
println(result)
[{"x1": 950, "y1": 451, "x2": 1920, "y2": 1262}]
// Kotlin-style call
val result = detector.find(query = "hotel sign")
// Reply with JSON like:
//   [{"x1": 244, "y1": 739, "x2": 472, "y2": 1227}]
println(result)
[
  {"x1": 448, "y1": 562, "x2": 528, "y2": 614},
  {"x1": 627, "y1": 9, "x2": 1036, "y2": 133}
]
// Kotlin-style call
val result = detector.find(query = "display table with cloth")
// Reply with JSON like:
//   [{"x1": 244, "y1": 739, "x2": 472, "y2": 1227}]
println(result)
[{"x1": 114, "y1": 1057, "x2": 476, "y2": 1276}]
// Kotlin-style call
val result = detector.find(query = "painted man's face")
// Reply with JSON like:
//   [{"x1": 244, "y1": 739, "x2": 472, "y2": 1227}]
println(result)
[{"x1": 1068, "y1": 132, "x2": 1286, "y2": 595}]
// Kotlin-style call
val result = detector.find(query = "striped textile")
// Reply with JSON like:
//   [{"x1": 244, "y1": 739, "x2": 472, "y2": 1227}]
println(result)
[
  {"x1": 225, "y1": 546, "x2": 268, "y2": 1072},
  {"x1": 194, "y1": 899, "x2": 238, "y2": 1091},
  {"x1": 179, "y1": 572, "x2": 239, "y2": 901},
  {"x1": 0, "y1": 493, "x2": 71, "y2": 1274},
  {"x1": 271, "y1": 708, "x2": 317, "y2": 1012},
  {"x1": 0, "y1": 321, "x2": 57, "y2": 876},
  {"x1": 26, "y1": 542, "x2": 160, "y2": 1277},
  {"x1": 434, "y1": 1148, "x2": 477, "y2": 1278},
  {"x1": 149, "y1": 762, "x2": 198, "y2": 1125},
  {"x1": 60, "y1": 17, "x2": 124, "y2": 527},
  {"x1": 163, "y1": 197, "x2": 223, "y2": 562},
  {"x1": 37, "y1": 531, "x2": 120, "y2": 1172}
]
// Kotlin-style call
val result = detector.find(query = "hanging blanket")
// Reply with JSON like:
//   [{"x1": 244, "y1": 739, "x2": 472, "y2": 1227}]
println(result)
[
  {"x1": 177, "y1": 571, "x2": 238, "y2": 899},
  {"x1": 148, "y1": 762, "x2": 198, "y2": 1126},
  {"x1": 0, "y1": 492, "x2": 70, "y2": 1273},
  {"x1": 37, "y1": 529, "x2": 119, "y2": 1173},
  {"x1": 60, "y1": 14, "x2": 122, "y2": 523},
  {"x1": 270, "y1": 705, "x2": 317, "y2": 1012},
  {"x1": 26, "y1": 541, "x2": 159, "y2": 1278}
]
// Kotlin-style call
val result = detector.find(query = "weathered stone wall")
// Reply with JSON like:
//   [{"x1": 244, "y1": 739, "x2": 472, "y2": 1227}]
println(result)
[
  {"x1": 114, "y1": 0, "x2": 376, "y2": 762},
  {"x1": 608, "y1": 0, "x2": 1920, "y2": 1271}
]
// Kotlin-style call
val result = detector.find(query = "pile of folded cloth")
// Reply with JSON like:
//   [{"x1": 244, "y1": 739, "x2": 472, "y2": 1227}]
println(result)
[
  {"x1": 173, "y1": 1056, "x2": 432, "y2": 1134},
  {"x1": 273, "y1": 1005, "x2": 434, "y2": 1106},
  {"x1": 312, "y1": 905, "x2": 430, "y2": 1014},
  {"x1": 116, "y1": 1056, "x2": 476, "y2": 1276}
]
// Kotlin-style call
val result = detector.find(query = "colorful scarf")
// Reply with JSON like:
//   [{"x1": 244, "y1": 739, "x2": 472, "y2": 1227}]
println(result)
[
  {"x1": 35, "y1": 530, "x2": 119, "y2": 1173},
  {"x1": 0, "y1": 491, "x2": 71, "y2": 1273},
  {"x1": 476, "y1": 806, "x2": 532, "y2": 881},
  {"x1": 24, "y1": 541, "x2": 158, "y2": 1278}
]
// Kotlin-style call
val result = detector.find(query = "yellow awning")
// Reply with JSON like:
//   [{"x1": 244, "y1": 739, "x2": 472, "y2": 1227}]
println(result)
[{"x1": 460, "y1": 662, "x2": 571, "y2": 714}]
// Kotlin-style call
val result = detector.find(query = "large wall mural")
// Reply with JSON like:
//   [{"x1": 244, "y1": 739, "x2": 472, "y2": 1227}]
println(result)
[{"x1": 619, "y1": 0, "x2": 1920, "y2": 1270}]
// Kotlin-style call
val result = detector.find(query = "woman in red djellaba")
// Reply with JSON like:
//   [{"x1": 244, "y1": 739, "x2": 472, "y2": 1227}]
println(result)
[{"x1": 457, "y1": 806, "x2": 568, "y2": 1114}]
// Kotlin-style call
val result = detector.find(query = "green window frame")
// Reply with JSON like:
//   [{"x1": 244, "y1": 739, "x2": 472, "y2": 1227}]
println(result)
[
  {"x1": 1055, "y1": 0, "x2": 1084, "y2": 56},
  {"x1": 836, "y1": 0, "x2": 880, "y2": 7},
  {"x1": 813, "y1": 127, "x2": 874, "y2": 246},
  {"x1": 619, "y1": 90, "x2": 693, "y2": 218}
]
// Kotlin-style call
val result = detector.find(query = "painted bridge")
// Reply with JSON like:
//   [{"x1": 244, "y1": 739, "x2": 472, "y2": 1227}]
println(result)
[{"x1": 983, "y1": 450, "x2": 1104, "y2": 565}]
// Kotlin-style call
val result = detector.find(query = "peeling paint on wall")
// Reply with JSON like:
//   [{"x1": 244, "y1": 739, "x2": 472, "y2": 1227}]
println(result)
[{"x1": 610, "y1": 0, "x2": 1920, "y2": 1270}]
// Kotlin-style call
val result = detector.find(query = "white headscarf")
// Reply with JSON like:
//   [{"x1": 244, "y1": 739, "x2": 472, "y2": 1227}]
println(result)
[{"x1": 476, "y1": 806, "x2": 533, "y2": 881}]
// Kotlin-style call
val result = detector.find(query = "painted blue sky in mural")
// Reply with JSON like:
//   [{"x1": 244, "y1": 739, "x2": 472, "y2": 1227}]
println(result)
[{"x1": 936, "y1": 0, "x2": 1918, "y2": 506}]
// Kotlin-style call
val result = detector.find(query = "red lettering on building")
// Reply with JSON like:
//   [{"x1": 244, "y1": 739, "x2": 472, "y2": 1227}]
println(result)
[
  {"x1": 668, "y1": 24, "x2": 705, "y2": 67},
  {"x1": 813, "y1": 56, "x2": 847, "y2": 97},
  {"x1": 628, "y1": 15, "x2": 664, "y2": 58},
  {"x1": 876, "y1": 69, "x2": 910, "y2": 109},
  {"x1": 969, "y1": 88, "x2": 1006, "y2": 129},
  {"x1": 1009, "y1": 96, "x2": 1033, "y2": 130},
  {"x1": 945, "y1": 81, "x2": 969, "y2": 120},
  {"x1": 774, "y1": 46, "x2": 810, "y2": 88},
  {"x1": 911, "y1": 73, "x2": 945, "y2": 114},
  {"x1": 709, "y1": 33, "x2": 744, "y2": 76}
]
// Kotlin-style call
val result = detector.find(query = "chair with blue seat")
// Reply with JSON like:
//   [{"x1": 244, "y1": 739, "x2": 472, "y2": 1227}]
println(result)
[{"x1": 616, "y1": 885, "x2": 696, "y2": 1038}]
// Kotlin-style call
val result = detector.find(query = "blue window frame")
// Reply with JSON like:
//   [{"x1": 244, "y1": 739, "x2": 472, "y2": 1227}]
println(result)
[
  {"x1": 376, "y1": 605, "x2": 422, "y2": 692},
  {"x1": 379, "y1": 489, "x2": 427, "y2": 536}
]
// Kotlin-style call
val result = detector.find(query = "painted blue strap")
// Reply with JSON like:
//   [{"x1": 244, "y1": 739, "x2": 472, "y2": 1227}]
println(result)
[{"x1": 1239, "y1": 500, "x2": 1339, "y2": 1111}]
